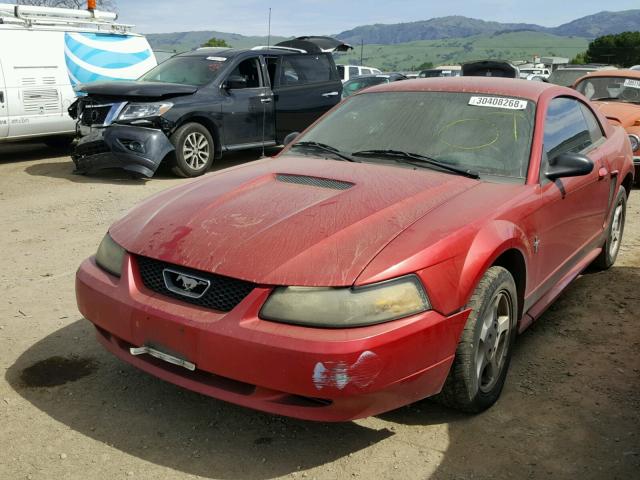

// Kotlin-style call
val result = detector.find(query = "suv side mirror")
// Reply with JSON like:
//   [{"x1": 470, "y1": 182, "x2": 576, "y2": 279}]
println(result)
[
  {"x1": 224, "y1": 75, "x2": 248, "y2": 90},
  {"x1": 545, "y1": 152, "x2": 594, "y2": 181},
  {"x1": 283, "y1": 132, "x2": 300, "y2": 146}
]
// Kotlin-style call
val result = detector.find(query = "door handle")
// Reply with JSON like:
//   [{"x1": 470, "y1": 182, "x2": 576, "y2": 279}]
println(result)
[
  {"x1": 322, "y1": 91, "x2": 339, "y2": 97},
  {"x1": 260, "y1": 98, "x2": 272, "y2": 104},
  {"x1": 598, "y1": 167, "x2": 608, "y2": 179}
]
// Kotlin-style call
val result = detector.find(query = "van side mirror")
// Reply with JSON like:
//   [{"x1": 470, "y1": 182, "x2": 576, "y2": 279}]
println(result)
[
  {"x1": 223, "y1": 75, "x2": 247, "y2": 90},
  {"x1": 545, "y1": 152, "x2": 594, "y2": 181},
  {"x1": 283, "y1": 132, "x2": 300, "y2": 146}
]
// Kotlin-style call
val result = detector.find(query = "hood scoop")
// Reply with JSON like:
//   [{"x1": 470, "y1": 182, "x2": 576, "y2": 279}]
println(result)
[{"x1": 276, "y1": 174, "x2": 353, "y2": 190}]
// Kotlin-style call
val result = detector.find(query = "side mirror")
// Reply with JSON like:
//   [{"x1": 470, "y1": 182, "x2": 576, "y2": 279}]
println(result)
[
  {"x1": 283, "y1": 131, "x2": 300, "y2": 146},
  {"x1": 545, "y1": 152, "x2": 594, "y2": 181},
  {"x1": 223, "y1": 75, "x2": 247, "y2": 90}
]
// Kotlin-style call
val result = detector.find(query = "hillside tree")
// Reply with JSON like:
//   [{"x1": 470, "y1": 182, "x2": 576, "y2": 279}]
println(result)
[
  {"x1": 201, "y1": 37, "x2": 230, "y2": 48},
  {"x1": 583, "y1": 31, "x2": 640, "y2": 67}
]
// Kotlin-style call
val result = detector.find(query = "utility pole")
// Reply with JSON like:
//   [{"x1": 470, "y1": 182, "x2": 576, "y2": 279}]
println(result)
[{"x1": 360, "y1": 39, "x2": 364, "y2": 66}]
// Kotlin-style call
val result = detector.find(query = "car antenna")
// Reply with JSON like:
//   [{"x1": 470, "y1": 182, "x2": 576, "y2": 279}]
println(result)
[{"x1": 261, "y1": 7, "x2": 272, "y2": 159}]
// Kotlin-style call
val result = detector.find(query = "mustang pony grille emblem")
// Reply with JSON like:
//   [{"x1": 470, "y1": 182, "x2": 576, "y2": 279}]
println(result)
[{"x1": 162, "y1": 268, "x2": 211, "y2": 299}]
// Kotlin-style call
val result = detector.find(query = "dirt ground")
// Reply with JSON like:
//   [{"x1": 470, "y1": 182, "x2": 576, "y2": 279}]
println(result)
[{"x1": 0, "y1": 142, "x2": 638, "y2": 480}]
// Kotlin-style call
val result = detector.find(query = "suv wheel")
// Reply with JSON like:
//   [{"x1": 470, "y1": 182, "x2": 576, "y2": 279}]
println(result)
[
  {"x1": 169, "y1": 123, "x2": 214, "y2": 177},
  {"x1": 436, "y1": 266, "x2": 518, "y2": 413}
]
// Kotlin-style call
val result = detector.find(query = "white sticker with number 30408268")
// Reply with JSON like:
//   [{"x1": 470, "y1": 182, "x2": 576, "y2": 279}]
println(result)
[{"x1": 469, "y1": 96, "x2": 528, "y2": 110}]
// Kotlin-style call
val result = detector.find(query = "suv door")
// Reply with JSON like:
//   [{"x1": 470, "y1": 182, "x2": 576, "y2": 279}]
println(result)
[
  {"x1": 532, "y1": 96, "x2": 611, "y2": 292},
  {"x1": 272, "y1": 53, "x2": 342, "y2": 142},
  {"x1": 0, "y1": 60, "x2": 8, "y2": 139},
  {"x1": 220, "y1": 56, "x2": 274, "y2": 147}
]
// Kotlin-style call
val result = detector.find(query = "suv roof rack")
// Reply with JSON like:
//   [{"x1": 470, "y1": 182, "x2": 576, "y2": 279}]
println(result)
[{"x1": 0, "y1": 3, "x2": 133, "y2": 33}]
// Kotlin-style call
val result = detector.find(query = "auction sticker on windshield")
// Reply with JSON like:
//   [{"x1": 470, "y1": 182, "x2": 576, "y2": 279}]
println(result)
[
  {"x1": 623, "y1": 79, "x2": 640, "y2": 89},
  {"x1": 206, "y1": 56, "x2": 227, "y2": 62},
  {"x1": 469, "y1": 96, "x2": 528, "y2": 110}
]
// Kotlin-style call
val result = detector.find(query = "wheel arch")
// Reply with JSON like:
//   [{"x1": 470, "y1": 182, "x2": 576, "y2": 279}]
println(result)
[
  {"x1": 458, "y1": 220, "x2": 531, "y2": 322},
  {"x1": 174, "y1": 114, "x2": 222, "y2": 159}
]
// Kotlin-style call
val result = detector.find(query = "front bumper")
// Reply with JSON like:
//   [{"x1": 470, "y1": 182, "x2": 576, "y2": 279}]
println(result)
[
  {"x1": 72, "y1": 125, "x2": 174, "y2": 178},
  {"x1": 76, "y1": 254, "x2": 469, "y2": 421}
]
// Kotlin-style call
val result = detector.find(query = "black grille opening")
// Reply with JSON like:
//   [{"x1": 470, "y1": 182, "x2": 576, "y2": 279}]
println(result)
[
  {"x1": 80, "y1": 104, "x2": 112, "y2": 126},
  {"x1": 276, "y1": 174, "x2": 353, "y2": 190},
  {"x1": 72, "y1": 140, "x2": 110, "y2": 159},
  {"x1": 136, "y1": 256, "x2": 256, "y2": 312}
]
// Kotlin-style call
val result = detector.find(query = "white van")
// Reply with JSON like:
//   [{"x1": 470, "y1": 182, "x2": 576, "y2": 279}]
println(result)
[
  {"x1": 336, "y1": 64, "x2": 382, "y2": 83},
  {"x1": 0, "y1": 3, "x2": 156, "y2": 146}
]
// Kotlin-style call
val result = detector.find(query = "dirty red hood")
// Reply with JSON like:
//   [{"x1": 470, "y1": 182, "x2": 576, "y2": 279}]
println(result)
[
  {"x1": 592, "y1": 101, "x2": 640, "y2": 127},
  {"x1": 111, "y1": 156, "x2": 478, "y2": 286}
]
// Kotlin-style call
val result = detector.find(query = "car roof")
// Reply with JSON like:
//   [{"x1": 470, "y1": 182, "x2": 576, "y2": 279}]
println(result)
[
  {"x1": 362, "y1": 77, "x2": 564, "y2": 101},
  {"x1": 575, "y1": 69, "x2": 640, "y2": 80}
]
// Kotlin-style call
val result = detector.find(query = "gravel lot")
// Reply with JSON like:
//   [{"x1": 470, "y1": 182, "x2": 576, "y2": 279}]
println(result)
[{"x1": 1, "y1": 142, "x2": 639, "y2": 480}]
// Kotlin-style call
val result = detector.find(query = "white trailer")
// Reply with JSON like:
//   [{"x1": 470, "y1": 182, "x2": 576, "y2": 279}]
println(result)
[{"x1": 0, "y1": 3, "x2": 156, "y2": 145}]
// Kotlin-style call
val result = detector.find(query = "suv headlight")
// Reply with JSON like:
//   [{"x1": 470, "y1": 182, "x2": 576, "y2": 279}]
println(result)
[
  {"x1": 260, "y1": 275, "x2": 430, "y2": 328},
  {"x1": 629, "y1": 134, "x2": 640, "y2": 153},
  {"x1": 95, "y1": 233, "x2": 126, "y2": 277},
  {"x1": 118, "y1": 103, "x2": 173, "y2": 121}
]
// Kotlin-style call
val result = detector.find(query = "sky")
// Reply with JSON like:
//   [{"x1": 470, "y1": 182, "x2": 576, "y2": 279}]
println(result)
[{"x1": 115, "y1": 1, "x2": 640, "y2": 36}]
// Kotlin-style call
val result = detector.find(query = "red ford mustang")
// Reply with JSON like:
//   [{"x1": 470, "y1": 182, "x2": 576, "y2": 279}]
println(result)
[{"x1": 76, "y1": 78, "x2": 634, "y2": 421}]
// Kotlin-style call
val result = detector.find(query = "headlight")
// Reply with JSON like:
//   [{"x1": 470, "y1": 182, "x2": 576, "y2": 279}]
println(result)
[
  {"x1": 629, "y1": 134, "x2": 640, "y2": 153},
  {"x1": 260, "y1": 275, "x2": 430, "y2": 328},
  {"x1": 118, "y1": 102, "x2": 173, "y2": 121},
  {"x1": 95, "y1": 233, "x2": 126, "y2": 277}
]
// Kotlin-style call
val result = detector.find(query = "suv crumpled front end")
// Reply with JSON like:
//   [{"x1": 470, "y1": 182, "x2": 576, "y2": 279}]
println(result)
[{"x1": 70, "y1": 98, "x2": 175, "y2": 178}]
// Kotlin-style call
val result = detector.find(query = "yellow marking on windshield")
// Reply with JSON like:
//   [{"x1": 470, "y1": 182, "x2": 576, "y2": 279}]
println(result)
[{"x1": 437, "y1": 118, "x2": 499, "y2": 150}]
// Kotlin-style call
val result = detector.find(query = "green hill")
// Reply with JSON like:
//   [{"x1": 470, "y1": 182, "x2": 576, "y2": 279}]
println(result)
[
  {"x1": 147, "y1": 31, "x2": 290, "y2": 53},
  {"x1": 334, "y1": 31, "x2": 589, "y2": 71}
]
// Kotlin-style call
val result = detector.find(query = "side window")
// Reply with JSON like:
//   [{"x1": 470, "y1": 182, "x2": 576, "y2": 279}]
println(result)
[
  {"x1": 227, "y1": 58, "x2": 262, "y2": 89},
  {"x1": 579, "y1": 103, "x2": 604, "y2": 144},
  {"x1": 543, "y1": 97, "x2": 592, "y2": 159},
  {"x1": 541, "y1": 97, "x2": 593, "y2": 181},
  {"x1": 348, "y1": 66, "x2": 359, "y2": 78},
  {"x1": 280, "y1": 58, "x2": 301, "y2": 86},
  {"x1": 285, "y1": 54, "x2": 334, "y2": 85},
  {"x1": 337, "y1": 65, "x2": 345, "y2": 80},
  {"x1": 361, "y1": 68, "x2": 372, "y2": 75}
]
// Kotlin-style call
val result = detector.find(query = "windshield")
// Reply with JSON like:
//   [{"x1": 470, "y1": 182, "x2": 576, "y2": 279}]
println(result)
[
  {"x1": 139, "y1": 55, "x2": 227, "y2": 86},
  {"x1": 575, "y1": 76, "x2": 640, "y2": 104},
  {"x1": 286, "y1": 91, "x2": 536, "y2": 181},
  {"x1": 343, "y1": 77, "x2": 389, "y2": 97},
  {"x1": 548, "y1": 69, "x2": 592, "y2": 87}
]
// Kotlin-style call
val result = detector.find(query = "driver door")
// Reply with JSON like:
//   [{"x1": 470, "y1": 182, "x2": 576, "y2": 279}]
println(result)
[
  {"x1": 531, "y1": 97, "x2": 611, "y2": 294},
  {"x1": 220, "y1": 56, "x2": 274, "y2": 147}
]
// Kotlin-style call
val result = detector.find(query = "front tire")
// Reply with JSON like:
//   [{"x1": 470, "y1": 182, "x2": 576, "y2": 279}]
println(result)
[
  {"x1": 436, "y1": 266, "x2": 518, "y2": 413},
  {"x1": 593, "y1": 186, "x2": 627, "y2": 270},
  {"x1": 169, "y1": 123, "x2": 214, "y2": 178}
]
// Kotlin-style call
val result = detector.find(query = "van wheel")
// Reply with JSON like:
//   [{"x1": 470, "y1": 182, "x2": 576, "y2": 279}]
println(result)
[
  {"x1": 593, "y1": 186, "x2": 627, "y2": 270},
  {"x1": 435, "y1": 266, "x2": 517, "y2": 413},
  {"x1": 169, "y1": 123, "x2": 214, "y2": 178}
]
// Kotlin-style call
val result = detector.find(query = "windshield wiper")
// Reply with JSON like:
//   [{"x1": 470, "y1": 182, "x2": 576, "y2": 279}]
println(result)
[
  {"x1": 291, "y1": 141, "x2": 359, "y2": 162},
  {"x1": 352, "y1": 149, "x2": 480, "y2": 179}
]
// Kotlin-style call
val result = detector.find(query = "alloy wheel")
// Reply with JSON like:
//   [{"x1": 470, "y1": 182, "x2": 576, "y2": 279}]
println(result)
[
  {"x1": 475, "y1": 290, "x2": 512, "y2": 394},
  {"x1": 183, "y1": 132, "x2": 210, "y2": 170},
  {"x1": 609, "y1": 201, "x2": 624, "y2": 259}
]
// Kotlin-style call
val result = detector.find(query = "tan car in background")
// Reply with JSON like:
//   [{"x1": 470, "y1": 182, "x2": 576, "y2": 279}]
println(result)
[{"x1": 574, "y1": 70, "x2": 640, "y2": 181}]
